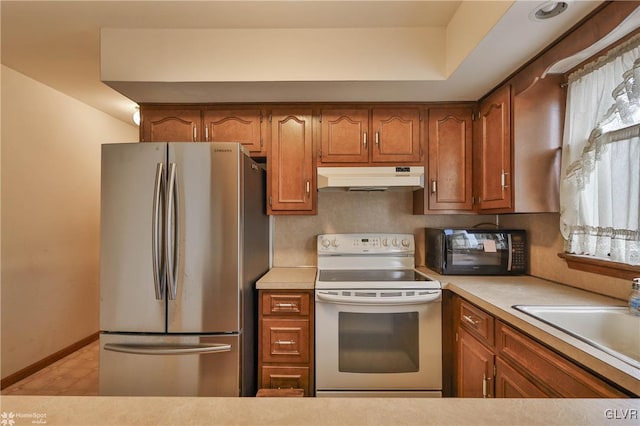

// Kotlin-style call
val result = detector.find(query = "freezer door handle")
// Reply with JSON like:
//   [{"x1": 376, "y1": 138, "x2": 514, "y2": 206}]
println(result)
[
  {"x1": 103, "y1": 342, "x2": 232, "y2": 355},
  {"x1": 152, "y1": 162, "x2": 166, "y2": 300},
  {"x1": 165, "y1": 162, "x2": 179, "y2": 300}
]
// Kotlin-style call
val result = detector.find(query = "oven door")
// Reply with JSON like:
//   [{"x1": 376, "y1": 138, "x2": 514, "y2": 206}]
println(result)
[{"x1": 315, "y1": 289, "x2": 442, "y2": 397}]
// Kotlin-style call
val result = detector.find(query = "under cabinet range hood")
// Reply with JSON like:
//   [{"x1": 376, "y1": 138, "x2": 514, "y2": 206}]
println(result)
[{"x1": 317, "y1": 166, "x2": 424, "y2": 191}]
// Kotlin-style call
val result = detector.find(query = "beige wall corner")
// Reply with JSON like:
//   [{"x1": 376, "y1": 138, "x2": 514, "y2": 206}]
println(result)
[{"x1": 1, "y1": 65, "x2": 138, "y2": 379}]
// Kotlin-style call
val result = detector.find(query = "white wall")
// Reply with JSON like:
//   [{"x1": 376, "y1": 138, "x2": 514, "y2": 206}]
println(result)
[{"x1": 1, "y1": 65, "x2": 138, "y2": 379}]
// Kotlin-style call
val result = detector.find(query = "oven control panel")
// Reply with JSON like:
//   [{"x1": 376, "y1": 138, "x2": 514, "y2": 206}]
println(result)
[{"x1": 317, "y1": 233, "x2": 414, "y2": 254}]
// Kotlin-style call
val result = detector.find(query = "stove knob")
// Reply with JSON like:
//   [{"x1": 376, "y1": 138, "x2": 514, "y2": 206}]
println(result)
[
  {"x1": 320, "y1": 239, "x2": 331, "y2": 248},
  {"x1": 392, "y1": 238, "x2": 399, "y2": 247},
  {"x1": 331, "y1": 239, "x2": 339, "y2": 248},
  {"x1": 382, "y1": 238, "x2": 389, "y2": 247},
  {"x1": 401, "y1": 239, "x2": 410, "y2": 247}
]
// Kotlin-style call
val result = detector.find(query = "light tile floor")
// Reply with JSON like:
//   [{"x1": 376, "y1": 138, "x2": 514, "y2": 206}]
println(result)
[{"x1": 2, "y1": 340, "x2": 99, "y2": 396}]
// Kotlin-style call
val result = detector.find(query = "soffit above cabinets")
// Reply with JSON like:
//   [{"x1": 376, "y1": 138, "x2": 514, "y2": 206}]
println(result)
[{"x1": 2, "y1": 1, "x2": 603, "y2": 124}]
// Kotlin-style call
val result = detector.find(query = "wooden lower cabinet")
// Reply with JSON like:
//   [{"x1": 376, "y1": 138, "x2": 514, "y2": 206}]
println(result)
[
  {"x1": 258, "y1": 290, "x2": 314, "y2": 396},
  {"x1": 495, "y1": 321, "x2": 627, "y2": 398},
  {"x1": 454, "y1": 296, "x2": 631, "y2": 398},
  {"x1": 494, "y1": 356, "x2": 549, "y2": 398},
  {"x1": 456, "y1": 327, "x2": 494, "y2": 398}
]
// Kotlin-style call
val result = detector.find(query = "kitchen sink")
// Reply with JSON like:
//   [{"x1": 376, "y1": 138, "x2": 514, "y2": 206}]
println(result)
[{"x1": 512, "y1": 305, "x2": 640, "y2": 370}]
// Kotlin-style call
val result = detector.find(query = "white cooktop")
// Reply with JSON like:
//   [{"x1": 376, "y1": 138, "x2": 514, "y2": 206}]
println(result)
[{"x1": 315, "y1": 233, "x2": 440, "y2": 290}]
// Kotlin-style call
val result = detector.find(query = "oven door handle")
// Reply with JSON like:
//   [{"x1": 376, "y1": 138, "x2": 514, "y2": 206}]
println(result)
[{"x1": 316, "y1": 291, "x2": 441, "y2": 306}]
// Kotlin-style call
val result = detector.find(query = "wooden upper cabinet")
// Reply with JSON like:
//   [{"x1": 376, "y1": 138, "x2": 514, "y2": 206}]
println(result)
[
  {"x1": 511, "y1": 74, "x2": 563, "y2": 213},
  {"x1": 141, "y1": 109, "x2": 201, "y2": 142},
  {"x1": 427, "y1": 107, "x2": 473, "y2": 211},
  {"x1": 318, "y1": 109, "x2": 369, "y2": 164},
  {"x1": 203, "y1": 109, "x2": 267, "y2": 156},
  {"x1": 268, "y1": 110, "x2": 315, "y2": 214},
  {"x1": 371, "y1": 108, "x2": 422, "y2": 163},
  {"x1": 476, "y1": 85, "x2": 512, "y2": 211}
]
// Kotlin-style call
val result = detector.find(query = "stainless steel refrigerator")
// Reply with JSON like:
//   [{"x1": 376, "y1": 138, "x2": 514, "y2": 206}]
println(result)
[{"x1": 99, "y1": 142, "x2": 269, "y2": 397}]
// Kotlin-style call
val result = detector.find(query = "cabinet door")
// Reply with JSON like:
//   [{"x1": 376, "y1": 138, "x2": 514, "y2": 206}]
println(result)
[
  {"x1": 318, "y1": 109, "x2": 369, "y2": 164},
  {"x1": 456, "y1": 327, "x2": 494, "y2": 398},
  {"x1": 141, "y1": 108, "x2": 201, "y2": 142},
  {"x1": 494, "y1": 357, "x2": 549, "y2": 398},
  {"x1": 477, "y1": 85, "x2": 512, "y2": 210},
  {"x1": 203, "y1": 109, "x2": 266, "y2": 156},
  {"x1": 427, "y1": 107, "x2": 473, "y2": 211},
  {"x1": 371, "y1": 108, "x2": 422, "y2": 163},
  {"x1": 268, "y1": 110, "x2": 315, "y2": 214}
]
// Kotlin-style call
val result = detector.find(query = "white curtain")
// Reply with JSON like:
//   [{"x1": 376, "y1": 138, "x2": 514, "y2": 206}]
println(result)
[{"x1": 559, "y1": 34, "x2": 640, "y2": 266}]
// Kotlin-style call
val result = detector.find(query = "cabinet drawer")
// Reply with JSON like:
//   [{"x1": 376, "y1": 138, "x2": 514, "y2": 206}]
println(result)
[
  {"x1": 262, "y1": 319, "x2": 310, "y2": 364},
  {"x1": 494, "y1": 356, "x2": 550, "y2": 398},
  {"x1": 262, "y1": 292, "x2": 310, "y2": 317},
  {"x1": 495, "y1": 321, "x2": 627, "y2": 398},
  {"x1": 260, "y1": 366, "x2": 310, "y2": 396},
  {"x1": 459, "y1": 300, "x2": 494, "y2": 346}
]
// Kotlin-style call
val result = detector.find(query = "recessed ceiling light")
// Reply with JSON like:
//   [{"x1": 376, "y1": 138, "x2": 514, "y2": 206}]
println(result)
[{"x1": 530, "y1": 1, "x2": 569, "y2": 21}]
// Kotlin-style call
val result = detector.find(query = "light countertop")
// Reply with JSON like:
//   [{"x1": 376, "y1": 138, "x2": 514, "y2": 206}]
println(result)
[
  {"x1": 256, "y1": 267, "x2": 316, "y2": 290},
  {"x1": 2, "y1": 395, "x2": 639, "y2": 426}
]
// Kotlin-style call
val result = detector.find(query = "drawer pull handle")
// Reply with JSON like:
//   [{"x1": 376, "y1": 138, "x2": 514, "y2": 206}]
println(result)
[
  {"x1": 463, "y1": 314, "x2": 480, "y2": 327},
  {"x1": 275, "y1": 303, "x2": 298, "y2": 309},
  {"x1": 275, "y1": 340, "x2": 296, "y2": 345}
]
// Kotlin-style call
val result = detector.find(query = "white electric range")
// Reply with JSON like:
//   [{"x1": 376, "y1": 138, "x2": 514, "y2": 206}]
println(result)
[{"x1": 314, "y1": 233, "x2": 442, "y2": 397}]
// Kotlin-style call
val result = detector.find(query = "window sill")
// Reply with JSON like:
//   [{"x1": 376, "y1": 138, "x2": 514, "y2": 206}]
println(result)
[{"x1": 558, "y1": 253, "x2": 640, "y2": 280}]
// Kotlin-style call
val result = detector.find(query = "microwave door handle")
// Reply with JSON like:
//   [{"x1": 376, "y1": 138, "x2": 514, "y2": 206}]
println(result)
[{"x1": 507, "y1": 233, "x2": 513, "y2": 271}]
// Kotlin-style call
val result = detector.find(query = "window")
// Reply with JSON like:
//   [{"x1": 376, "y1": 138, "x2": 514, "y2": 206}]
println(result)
[{"x1": 559, "y1": 34, "x2": 640, "y2": 267}]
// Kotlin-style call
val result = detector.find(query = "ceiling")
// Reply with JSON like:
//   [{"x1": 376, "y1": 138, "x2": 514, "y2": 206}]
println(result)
[{"x1": 1, "y1": 1, "x2": 605, "y2": 125}]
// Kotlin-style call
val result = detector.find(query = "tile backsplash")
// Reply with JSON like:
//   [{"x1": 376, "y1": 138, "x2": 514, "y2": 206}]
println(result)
[
  {"x1": 273, "y1": 192, "x2": 632, "y2": 301},
  {"x1": 273, "y1": 191, "x2": 493, "y2": 267}
]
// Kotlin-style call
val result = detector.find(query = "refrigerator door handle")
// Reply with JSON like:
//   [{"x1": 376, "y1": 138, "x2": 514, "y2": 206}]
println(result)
[
  {"x1": 165, "y1": 162, "x2": 179, "y2": 300},
  {"x1": 104, "y1": 343, "x2": 231, "y2": 355},
  {"x1": 151, "y1": 162, "x2": 165, "y2": 300}
]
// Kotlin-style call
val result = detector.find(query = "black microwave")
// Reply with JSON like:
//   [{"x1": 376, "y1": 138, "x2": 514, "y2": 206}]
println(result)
[{"x1": 425, "y1": 228, "x2": 527, "y2": 275}]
